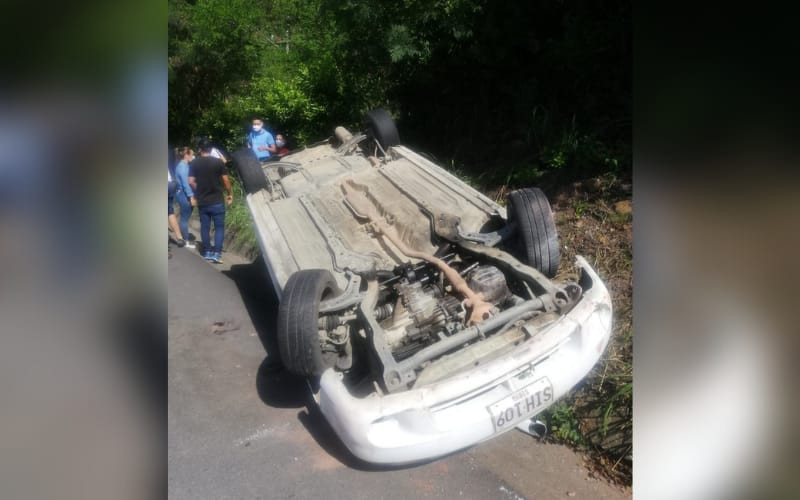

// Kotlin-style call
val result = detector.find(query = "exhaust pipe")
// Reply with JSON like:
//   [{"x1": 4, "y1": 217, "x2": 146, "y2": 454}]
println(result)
[{"x1": 517, "y1": 418, "x2": 548, "y2": 439}]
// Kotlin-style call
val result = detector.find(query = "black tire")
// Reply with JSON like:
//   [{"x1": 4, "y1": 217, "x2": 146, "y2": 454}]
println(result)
[
  {"x1": 507, "y1": 187, "x2": 560, "y2": 278},
  {"x1": 364, "y1": 108, "x2": 400, "y2": 152},
  {"x1": 277, "y1": 269, "x2": 342, "y2": 377},
  {"x1": 231, "y1": 148, "x2": 268, "y2": 194}
]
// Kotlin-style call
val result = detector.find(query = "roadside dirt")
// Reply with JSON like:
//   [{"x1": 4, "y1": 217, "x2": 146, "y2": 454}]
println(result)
[{"x1": 544, "y1": 177, "x2": 633, "y2": 485}]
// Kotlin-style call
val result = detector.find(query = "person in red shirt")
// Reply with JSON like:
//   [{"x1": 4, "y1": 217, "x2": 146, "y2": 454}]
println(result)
[{"x1": 275, "y1": 134, "x2": 289, "y2": 156}]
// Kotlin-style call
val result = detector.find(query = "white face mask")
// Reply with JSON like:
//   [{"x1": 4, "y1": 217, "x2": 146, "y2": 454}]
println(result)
[
  {"x1": 252, "y1": 124, "x2": 262, "y2": 132},
  {"x1": 275, "y1": 140, "x2": 285, "y2": 148}
]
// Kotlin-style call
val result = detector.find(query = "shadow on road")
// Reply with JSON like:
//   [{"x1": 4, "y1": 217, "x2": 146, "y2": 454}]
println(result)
[
  {"x1": 222, "y1": 257, "x2": 280, "y2": 362},
  {"x1": 223, "y1": 257, "x2": 311, "y2": 410},
  {"x1": 254, "y1": 357, "x2": 308, "y2": 408}
]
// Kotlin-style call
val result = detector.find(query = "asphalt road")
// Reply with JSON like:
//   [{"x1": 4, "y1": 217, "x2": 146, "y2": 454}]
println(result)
[{"x1": 168, "y1": 244, "x2": 630, "y2": 500}]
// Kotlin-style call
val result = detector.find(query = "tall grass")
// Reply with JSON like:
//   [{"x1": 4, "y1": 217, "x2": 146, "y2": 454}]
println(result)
[{"x1": 223, "y1": 172, "x2": 258, "y2": 257}]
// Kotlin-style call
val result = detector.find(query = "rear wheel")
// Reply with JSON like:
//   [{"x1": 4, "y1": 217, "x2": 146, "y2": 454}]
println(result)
[
  {"x1": 277, "y1": 269, "x2": 343, "y2": 377},
  {"x1": 507, "y1": 187, "x2": 560, "y2": 278},
  {"x1": 364, "y1": 108, "x2": 400, "y2": 152},
  {"x1": 231, "y1": 148, "x2": 268, "y2": 194}
]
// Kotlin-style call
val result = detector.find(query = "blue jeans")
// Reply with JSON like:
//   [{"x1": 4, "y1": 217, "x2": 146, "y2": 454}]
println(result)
[
  {"x1": 176, "y1": 191, "x2": 193, "y2": 238},
  {"x1": 198, "y1": 203, "x2": 225, "y2": 253}
]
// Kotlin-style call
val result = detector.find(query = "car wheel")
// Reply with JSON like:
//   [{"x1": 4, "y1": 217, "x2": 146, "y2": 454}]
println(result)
[
  {"x1": 507, "y1": 187, "x2": 560, "y2": 278},
  {"x1": 231, "y1": 148, "x2": 268, "y2": 194},
  {"x1": 277, "y1": 269, "x2": 343, "y2": 377},
  {"x1": 364, "y1": 108, "x2": 400, "y2": 152}
]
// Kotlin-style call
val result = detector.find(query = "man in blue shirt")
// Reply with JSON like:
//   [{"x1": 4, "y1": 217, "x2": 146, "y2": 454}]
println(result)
[{"x1": 247, "y1": 118, "x2": 276, "y2": 161}]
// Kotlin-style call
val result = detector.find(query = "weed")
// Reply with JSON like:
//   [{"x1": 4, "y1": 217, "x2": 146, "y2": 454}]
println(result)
[
  {"x1": 573, "y1": 199, "x2": 590, "y2": 217},
  {"x1": 223, "y1": 173, "x2": 258, "y2": 257},
  {"x1": 545, "y1": 402, "x2": 585, "y2": 446}
]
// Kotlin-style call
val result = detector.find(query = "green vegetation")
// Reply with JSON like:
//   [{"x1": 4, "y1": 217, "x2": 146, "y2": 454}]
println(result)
[
  {"x1": 169, "y1": 0, "x2": 631, "y2": 485},
  {"x1": 169, "y1": 0, "x2": 629, "y2": 191},
  {"x1": 547, "y1": 401, "x2": 585, "y2": 446},
  {"x1": 222, "y1": 174, "x2": 258, "y2": 257}
]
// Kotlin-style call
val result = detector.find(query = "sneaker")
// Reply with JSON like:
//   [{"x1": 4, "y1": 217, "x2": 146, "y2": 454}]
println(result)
[
  {"x1": 184, "y1": 241, "x2": 196, "y2": 249},
  {"x1": 203, "y1": 251, "x2": 214, "y2": 260},
  {"x1": 176, "y1": 239, "x2": 186, "y2": 248},
  {"x1": 211, "y1": 252, "x2": 223, "y2": 263},
  {"x1": 186, "y1": 233, "x2": 196, "y2": 242}
]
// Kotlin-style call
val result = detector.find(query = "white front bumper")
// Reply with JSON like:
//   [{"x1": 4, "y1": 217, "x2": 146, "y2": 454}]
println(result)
[{"x1": 317, "y1": 256, "x2": 613, "y2": 465}]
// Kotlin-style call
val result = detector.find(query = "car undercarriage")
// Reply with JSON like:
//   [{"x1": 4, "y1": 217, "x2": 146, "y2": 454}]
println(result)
[{"x1": 232, "y1": 110, "x2": 612, "y2": 463}]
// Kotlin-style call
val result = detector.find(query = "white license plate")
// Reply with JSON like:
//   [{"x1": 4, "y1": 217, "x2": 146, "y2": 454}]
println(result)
[{"x1": 487, "y1": 377, "x2": 554, "y2": 431}]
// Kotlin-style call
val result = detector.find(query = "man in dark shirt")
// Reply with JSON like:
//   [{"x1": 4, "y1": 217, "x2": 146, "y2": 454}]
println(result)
[{"x1": 188, "y1": 139, "x2": 233, "y2": 263}]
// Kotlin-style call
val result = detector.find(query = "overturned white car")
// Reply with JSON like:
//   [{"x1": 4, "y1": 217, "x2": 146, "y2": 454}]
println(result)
[{"x1": 232, "y1": 110, "x2": 612, "y2": 465}]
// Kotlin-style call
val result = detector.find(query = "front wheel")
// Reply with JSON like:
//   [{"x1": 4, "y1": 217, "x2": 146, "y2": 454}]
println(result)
[
  {"x1": 277, "y1": 269, "x2": 344, "y2": 377},
  {"x1": 507, "y1": 187, "x2": 560, "y2": 278}
]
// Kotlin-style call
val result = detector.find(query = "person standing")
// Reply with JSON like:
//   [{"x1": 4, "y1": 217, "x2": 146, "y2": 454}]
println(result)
[
  {"x1": 168, "y1": 164, "x2": 188, "y2": 247},
  {"x1": 247, "y1": 118, "x2": 276, "y2": 161},
  {"x1": 189, "y1": 139, "x2": 233, "y2": 263},
  {"x1": 174, "y1": 147, "x2": 197, "y2": 248},
  {"x1": 195, "y1": 135, "x2": 229, "y2": 164}
]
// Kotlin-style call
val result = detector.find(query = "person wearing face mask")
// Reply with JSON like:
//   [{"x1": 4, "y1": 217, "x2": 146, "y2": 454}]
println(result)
[
  {"x1": 247, "y1": 118, "x2": 276, "y2": 161},
  {"x1": 173, "y1": 147, "x2": 197, "y2": 248},
  {"x1": 275, "y1": 134, "x2": 289, "y2": 156}
]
